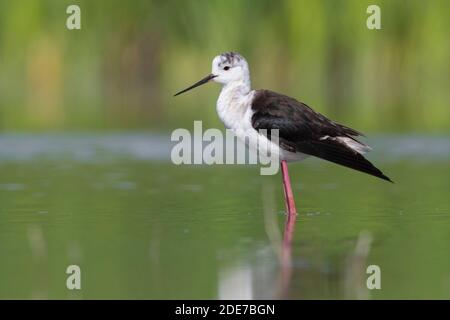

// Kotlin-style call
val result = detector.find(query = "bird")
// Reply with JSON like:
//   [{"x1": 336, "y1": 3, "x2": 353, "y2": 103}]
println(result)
[{"x1": 174, "y1": 52, "x2": 392, "y2": 216}]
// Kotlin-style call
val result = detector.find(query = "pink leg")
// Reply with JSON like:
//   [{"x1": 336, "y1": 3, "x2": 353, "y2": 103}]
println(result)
[{"x1": 281, "y1": 160, "x2": 297, "y2": 216}]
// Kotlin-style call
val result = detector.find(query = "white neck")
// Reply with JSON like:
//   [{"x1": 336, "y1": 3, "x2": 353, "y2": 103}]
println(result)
[
  {"x1": 216, "y1": 78, "x2": 254, "y2": 130},
  {"x1": 219, "y1": 77, "x2": 251, "y2": 101}
]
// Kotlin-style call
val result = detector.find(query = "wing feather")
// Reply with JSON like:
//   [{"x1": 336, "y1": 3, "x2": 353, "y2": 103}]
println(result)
[{"x1": 251, "y1": 90, "x2": 392, "y2": 182}]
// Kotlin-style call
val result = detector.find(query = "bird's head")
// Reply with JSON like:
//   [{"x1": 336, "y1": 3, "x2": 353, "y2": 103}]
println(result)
[
  {"x1": 211, "y1": 52, "x2": 250, "y2": 85},
  {"x1": 174, "y1": 52, "x2": 250, "y2": 96}
]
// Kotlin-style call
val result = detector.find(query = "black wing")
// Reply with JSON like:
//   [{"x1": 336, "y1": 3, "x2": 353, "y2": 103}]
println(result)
[{"x1": 251, "y1": 90, "x2": 392, "y2": 182}]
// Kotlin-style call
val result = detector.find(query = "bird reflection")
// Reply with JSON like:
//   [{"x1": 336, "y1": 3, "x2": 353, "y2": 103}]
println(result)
[
  {"x1": 263, "y1": 180, "x2": 298, "y2": 299},
  {"x1": 217, "y1": 181, "x2": 298, "y2": 300},
  {"x1": 276, "y1": 206, "x2": 297, "y2": 299}
]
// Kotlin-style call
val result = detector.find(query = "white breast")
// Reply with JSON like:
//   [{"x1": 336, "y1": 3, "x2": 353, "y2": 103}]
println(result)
[
  {"x1": 216, "y1": 84, "x2": 308, "y2": 163},
  {"x1": 216, "y1": 83, "x2": 253, "y2": 130}
]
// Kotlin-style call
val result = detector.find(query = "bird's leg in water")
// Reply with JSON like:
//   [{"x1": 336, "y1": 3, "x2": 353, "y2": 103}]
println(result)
[{"x1": 281, "y1": 160, "x2": 297, "y2": 216}]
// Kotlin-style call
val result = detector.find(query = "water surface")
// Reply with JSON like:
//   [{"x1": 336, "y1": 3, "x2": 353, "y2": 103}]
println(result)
[{"x1": 0, "y1": 134, "x2": 449, "y2": 299}]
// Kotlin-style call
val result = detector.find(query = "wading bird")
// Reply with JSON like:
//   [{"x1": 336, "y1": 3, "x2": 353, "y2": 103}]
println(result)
[{"x1": 174, "y1": 52, "x2": 392, "y2": 216}]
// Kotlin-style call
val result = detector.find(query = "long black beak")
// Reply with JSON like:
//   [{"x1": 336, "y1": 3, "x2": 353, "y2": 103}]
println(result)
[{"x1": 174, "y1": 74, "x2": 216, "y2": 96}]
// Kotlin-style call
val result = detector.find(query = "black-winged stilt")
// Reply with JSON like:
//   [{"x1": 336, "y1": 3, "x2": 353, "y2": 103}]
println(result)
[{"x1": 174, "y1": 52, "x2": 392, "y2": 216}]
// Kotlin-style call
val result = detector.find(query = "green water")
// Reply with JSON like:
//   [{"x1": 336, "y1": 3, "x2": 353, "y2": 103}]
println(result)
[{"x1": 0, "y1": 134, "x2": 449, "y2": 299}]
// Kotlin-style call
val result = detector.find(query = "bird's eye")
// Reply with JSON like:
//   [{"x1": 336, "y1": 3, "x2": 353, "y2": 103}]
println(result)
[{"x1": 223, "y1": 66, "x2": 230, "y2": 71}]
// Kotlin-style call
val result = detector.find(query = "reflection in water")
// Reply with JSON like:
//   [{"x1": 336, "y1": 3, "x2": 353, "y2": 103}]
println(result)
[
  {"x1": 2, "y1": 134, "x2": 450, "y2": 298},
  {"x1": 149, "y1": 224, "x2": 162, "y2": 291},
  {"x1": 261, "y1": 180, "x2": 296, "y2": 299},
  {"x1": 277, "y1": 210, "x2": 296, "y2": 299},
  {"x1": 27, "y1": 225, "x2": 84, "y2": 299},
  {"x1": 217, "y1": 183, "x2": 375, "y2": 300},
  {"x1": 344, "y1": 231, "x2": 373, "y2": 300},
  {"x1": 217, "y1": 245, "x2": 277, "y2": 299},
  {"x1": 263, "y1": 178, "x2": 298, "y2": 299},
  {"x1": 27, "y1": 224, "x2": 48, "y2": 299},
  {"x1": 218, "y1": 265, "x2": 253, "y2": 300},
  {"x1": 218, "y1": 181, "x2": 297, "y2": 300}
]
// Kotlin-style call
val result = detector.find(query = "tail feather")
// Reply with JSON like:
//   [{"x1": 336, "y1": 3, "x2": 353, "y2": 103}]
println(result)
[{"x1": 302, "y1": 140, "x2": 393, "y2": 182}]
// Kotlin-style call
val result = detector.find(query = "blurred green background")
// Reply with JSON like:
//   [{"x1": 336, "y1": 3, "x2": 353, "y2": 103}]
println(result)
[
  {"x1": 1, "y1": 0, "x2": 450, "y2": 300},
  {"x1": 0, "y1": 0, "x2": 448, "y2": 132}
]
